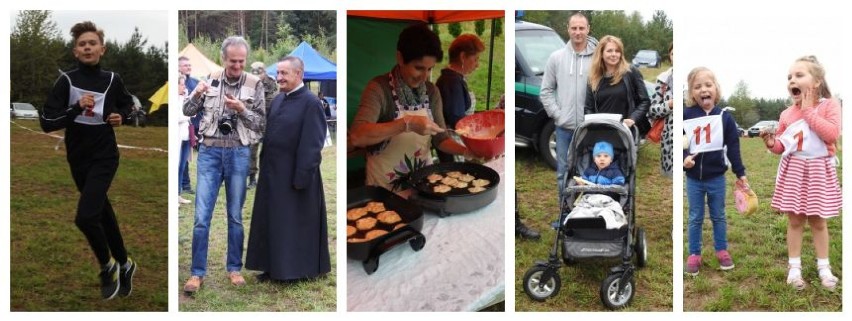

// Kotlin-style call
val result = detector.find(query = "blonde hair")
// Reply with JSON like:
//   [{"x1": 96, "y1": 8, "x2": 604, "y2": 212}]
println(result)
[
  {"x1": 588, "y1": 35, "x2": 630, "y2": 92},
  {"x1": 686, "y1": 67, "x2": 722, "y2": 107},
  {"x1": 795, "y1": 55, "x2": 832, "y2": 99}
]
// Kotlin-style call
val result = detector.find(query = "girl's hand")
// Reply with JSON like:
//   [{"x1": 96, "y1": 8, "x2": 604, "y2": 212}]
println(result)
[
  {"x1": 622, "y1": 118, "x2": 635, "y2": 127},
  {"x1": 107, "y1": 113, "x2": 122, "y2": 127},
  {"x1": 667, "y1": 99, "x2": 673, "y2": 109},
  {"x1": 737, "y1": 176, "x2": 749, "y2": 189},
  {"x1": 684, "y1": 154, "x2": 696, "y2": 169},
  {"x1": 759, "y1": 129, "x2": 775, "y2": 148},
  {"x1": 801, "y1": 88, "x2": 817, "y2": 110}
]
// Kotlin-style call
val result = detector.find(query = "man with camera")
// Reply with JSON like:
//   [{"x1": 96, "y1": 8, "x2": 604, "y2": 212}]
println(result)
[{"x1": 182, "y1": 36, "x2": 266, "y2": 294}]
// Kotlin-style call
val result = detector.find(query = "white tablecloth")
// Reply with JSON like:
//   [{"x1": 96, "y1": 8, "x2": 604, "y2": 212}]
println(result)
[{"x1": 347, "y1": 159, "x2": 505, "y2": 311}]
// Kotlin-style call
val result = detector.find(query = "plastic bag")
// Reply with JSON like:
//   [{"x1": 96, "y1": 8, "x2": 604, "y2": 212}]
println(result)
[{"x1": 734, "y1": 180, "x2": 758, "y2": 215}]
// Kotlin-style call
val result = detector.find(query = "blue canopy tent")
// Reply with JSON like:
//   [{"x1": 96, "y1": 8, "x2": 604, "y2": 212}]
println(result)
[{"x1": 266, "y1": 41, "x2": 337, "y2": 97}]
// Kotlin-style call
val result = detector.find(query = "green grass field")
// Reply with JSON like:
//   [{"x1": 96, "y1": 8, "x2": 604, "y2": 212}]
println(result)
[
  {"x1": 683, "y1": 137, "x2": 842, "y2": 311},
  {"x1": 514, "y1": 65, "x2": 673, "y2": 311},
  {"x1": 9, "y1": 119, "x2": 168, "y2": 311},
  {"x1": 178, "y1": 145, "x2": 337, "y2": 311}
]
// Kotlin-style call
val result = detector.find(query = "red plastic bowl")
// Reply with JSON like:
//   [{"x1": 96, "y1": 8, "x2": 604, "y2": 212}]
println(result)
[{"x1": 455, "y1": 110, "x2": 505, "y2": 159}]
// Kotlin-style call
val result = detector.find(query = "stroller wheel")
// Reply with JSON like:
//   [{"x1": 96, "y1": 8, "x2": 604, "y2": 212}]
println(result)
[
  {"x1": 523, "y1": 266, "x2": 561, "y2": 301},
  {"x1": 600, "y1": 272, "x2": 635, "y2": 309},
  {"x1": 635, "y1": 228, "x2": 647, "y2": 268}
]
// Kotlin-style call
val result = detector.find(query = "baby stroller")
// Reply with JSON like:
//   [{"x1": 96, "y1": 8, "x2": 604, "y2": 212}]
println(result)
[{"x1": 522, "y1": 115, "x2": 647, "y2": 309}]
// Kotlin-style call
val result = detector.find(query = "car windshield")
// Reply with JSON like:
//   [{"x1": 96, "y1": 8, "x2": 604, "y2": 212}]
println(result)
[
  {"x1": 636, "y1": 50, "x2": 656, "y2": 59},
  {"x1": 516, "y1": 29, "x2": 565, "y2": 76},
  {"x1": 13, "y1": 103, "x2": 36, "y2": 111},
  {"x1": 752, "y1": 121, "x2": 774, "y2": 127}
]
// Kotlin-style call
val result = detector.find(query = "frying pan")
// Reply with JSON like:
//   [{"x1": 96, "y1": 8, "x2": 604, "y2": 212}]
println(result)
[
  {"x1": 408, "y1": 162, "x2": 500, "y2": 217},
  {"x1": 347, "y1": 186, "x2": 426, "y2": 275}
]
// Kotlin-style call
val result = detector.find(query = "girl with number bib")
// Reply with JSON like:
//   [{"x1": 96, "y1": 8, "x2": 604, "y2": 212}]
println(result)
[
  {"x1": 682, "y1": 67, "x2": 747, "y2": 276},
  {"x1": 759, "y1": 56, "x2": 841, "y2": 291}
]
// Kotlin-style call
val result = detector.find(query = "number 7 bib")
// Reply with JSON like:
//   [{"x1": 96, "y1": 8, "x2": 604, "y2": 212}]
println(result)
[
  {"x1": 779, "y1": 119, "x2": 828, "y2": 158},
  {"x1": 683, "y1": 114, "x2": 724, "y2": 154}
]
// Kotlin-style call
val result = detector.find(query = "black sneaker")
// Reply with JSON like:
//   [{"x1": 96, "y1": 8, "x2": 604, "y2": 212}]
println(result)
[
  {"x1": 99, "y1": 262, "x2": 120, "y2": 300},
  {"x1": 119, "y1": 258, "x2": 137, "y2": 297}
]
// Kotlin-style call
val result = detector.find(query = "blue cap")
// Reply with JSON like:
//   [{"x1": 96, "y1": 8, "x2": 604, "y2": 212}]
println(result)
[{"x1": 593, "y1": 141, "x2": 614, "y2": 158}]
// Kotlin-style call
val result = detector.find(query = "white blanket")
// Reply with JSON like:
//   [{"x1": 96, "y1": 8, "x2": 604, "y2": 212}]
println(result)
[{"x1": 564, "y1": 194, "x2": 626, "y2": 229}]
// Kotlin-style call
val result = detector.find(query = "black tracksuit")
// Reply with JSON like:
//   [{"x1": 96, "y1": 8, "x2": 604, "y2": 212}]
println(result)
[{"x1": 40, "y1": 63, "x2": 134, "y2": 266}]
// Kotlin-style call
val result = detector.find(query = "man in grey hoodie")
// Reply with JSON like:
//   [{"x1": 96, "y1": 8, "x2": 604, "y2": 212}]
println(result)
[{"x1": 539, "y1": 12, "x2": 597, "y2": 197}]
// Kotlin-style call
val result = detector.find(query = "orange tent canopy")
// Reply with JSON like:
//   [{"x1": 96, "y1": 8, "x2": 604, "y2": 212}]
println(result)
[{"x1": 347, "y1": 10, "x2": 504, "y2": 24}]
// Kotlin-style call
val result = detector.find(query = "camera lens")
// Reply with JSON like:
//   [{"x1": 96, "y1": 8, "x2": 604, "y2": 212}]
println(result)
[{"x1": 219, "y1": 117, "x2": 234, "y2": 135}]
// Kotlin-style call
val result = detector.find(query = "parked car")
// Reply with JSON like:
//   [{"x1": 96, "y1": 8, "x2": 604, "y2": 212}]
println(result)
[
  {"x1": 11, "y1": 102, "x2": 39, "y2": 119},
  {"x1": 748, "y1": 120, "x2": 779, "y2": 137},
  {"x1": 632, "y1": 49, "x2": 661, "y2": 68},
  {"x1": 515, "y1": 20, "x2": 571, "y2": 169}
]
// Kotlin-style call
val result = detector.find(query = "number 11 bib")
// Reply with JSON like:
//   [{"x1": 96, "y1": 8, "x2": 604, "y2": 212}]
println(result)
[{"x1": 684, "y1": 113, "x2": 724, "y2": 154}]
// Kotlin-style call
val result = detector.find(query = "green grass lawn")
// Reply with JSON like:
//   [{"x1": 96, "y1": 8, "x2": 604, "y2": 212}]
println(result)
[
  {"x1": 515, "y1": 141, "x2": 674, "y2": 311},
  {"x1": 10, "y1": 119, "x2": 168, "y2": 311},
  {"x1": 683, "y1": 137, "x2": 842, "y2": 311},
  {"x1": 178, "y1": 145, "x2": 337, "y2": 311},
  {"x1": 434, "y1": 20, "x2": 505, "y2": 111}
]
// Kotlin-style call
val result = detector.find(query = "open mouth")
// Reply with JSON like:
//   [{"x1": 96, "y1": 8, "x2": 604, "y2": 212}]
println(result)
[
  {"x1": 791, "y1": 87, "x2": 801, "y2": 96},
  {"x1": 700, "y1": 95, "x2": 712, "y2": 105}
]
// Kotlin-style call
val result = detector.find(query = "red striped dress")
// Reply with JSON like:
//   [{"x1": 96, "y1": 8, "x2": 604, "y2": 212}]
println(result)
[{"x1": 768, "y1": 99, "x2": 842, "y2": 218}]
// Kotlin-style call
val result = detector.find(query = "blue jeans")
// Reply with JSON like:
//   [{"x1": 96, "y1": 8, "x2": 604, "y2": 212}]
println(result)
[
  {"x1": 686, "y1": 175, "x2": 728, "y2": 255},
  {"x1": 555, "y1": 126, "x2": 574, "y2": 198},
  {"x1": 190, "y1": 144, "x2": 250, "y2": 276},
  {"x1": 178, "y1": 140, "x2": 190, "y2": 194}
]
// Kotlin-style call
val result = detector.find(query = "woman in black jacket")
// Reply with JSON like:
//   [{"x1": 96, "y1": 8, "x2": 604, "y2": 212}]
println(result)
[{"x1": 584, "y1": 35, "x2": 650, "y2": 132}]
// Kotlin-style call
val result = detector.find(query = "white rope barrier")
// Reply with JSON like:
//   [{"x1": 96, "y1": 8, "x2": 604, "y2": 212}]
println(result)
[{"x1": 10, "y1": 120, "x2": 168, "y2": 153}]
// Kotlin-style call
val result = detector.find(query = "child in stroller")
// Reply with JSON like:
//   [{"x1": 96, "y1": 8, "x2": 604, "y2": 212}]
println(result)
[
  {"x1": 523, "y1": 117, "x2": 647, "y2": 310},
  {"x1": 570, "y1": 141, "x2": 627, "y2": 229}
]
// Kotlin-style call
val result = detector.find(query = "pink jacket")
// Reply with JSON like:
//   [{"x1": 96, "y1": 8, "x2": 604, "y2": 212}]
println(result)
[{"x1": 769, "y1": 98, "x2": 841, "y2": 156}]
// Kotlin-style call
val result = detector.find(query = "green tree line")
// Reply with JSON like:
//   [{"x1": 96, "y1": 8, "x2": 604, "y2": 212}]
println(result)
[
  {"x1": 521, "y1": 10, "x2": 673, "y2": 65},
  {"x1": 10, "y1": 10, "x2": 168, "y2": 114},
  {"x1": 178, "y1": 10, "x2": 336, "y2": 67},
  {"x1": 718, "y1": 80, "x2": 790, "y2": 127}
]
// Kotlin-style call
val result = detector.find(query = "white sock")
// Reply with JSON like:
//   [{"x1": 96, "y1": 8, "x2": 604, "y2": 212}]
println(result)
[
  {"x1": 788, "y1": 257, "x2": 802, "y2": 280},
  {"x1": 817, "y1": 258, "x2": 834, "y2": 279}
]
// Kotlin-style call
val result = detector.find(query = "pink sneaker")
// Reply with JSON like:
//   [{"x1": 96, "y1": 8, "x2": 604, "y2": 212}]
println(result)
[
  {"x1": 716, "y1": 250, "x2": 734, "y2": 270},
  {"x1": 685, "y1": 254, "x2": 701, "y2": 276}
]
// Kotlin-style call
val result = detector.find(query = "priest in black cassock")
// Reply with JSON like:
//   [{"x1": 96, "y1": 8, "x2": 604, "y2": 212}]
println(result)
[{"x1": 245, "y1": 56, "x2": 331, "y2": 281}]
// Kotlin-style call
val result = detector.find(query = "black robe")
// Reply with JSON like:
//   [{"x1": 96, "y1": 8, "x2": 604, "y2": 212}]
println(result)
[{"x1": 245, "y1": 85, "x2": 331, "y2": 280}]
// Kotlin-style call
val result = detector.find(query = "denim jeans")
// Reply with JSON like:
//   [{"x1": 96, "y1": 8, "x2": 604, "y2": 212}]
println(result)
[
  {"x1": 686, "y1": 175, "x2": 728, "y2": 255},
  {"x1": 178, "y1": 140, "x2": 190, "y2": 193},
  {"x1": 190, "y1": 144, "x2": 250, "y2": 276},
  {"x1": 555, "y1": 126, "x2": 574, "y2": 198}
]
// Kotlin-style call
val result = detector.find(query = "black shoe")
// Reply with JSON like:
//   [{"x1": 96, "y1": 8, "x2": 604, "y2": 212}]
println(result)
[
  {"x1": 247, "y1": 176, "x2": 257, "y2": 189},
  {"x1": 516, "y1": 223, "x2": 541, "y2": 240},
  {"x1": 256, "y1": 272, "x2": 271, "y2": 283},
  {"x1": 99, "y1": 262, "x2": 120, "y2": 300},
  {"x1": 118, "y1": 258, "x2": 137, "y2": 297}
]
